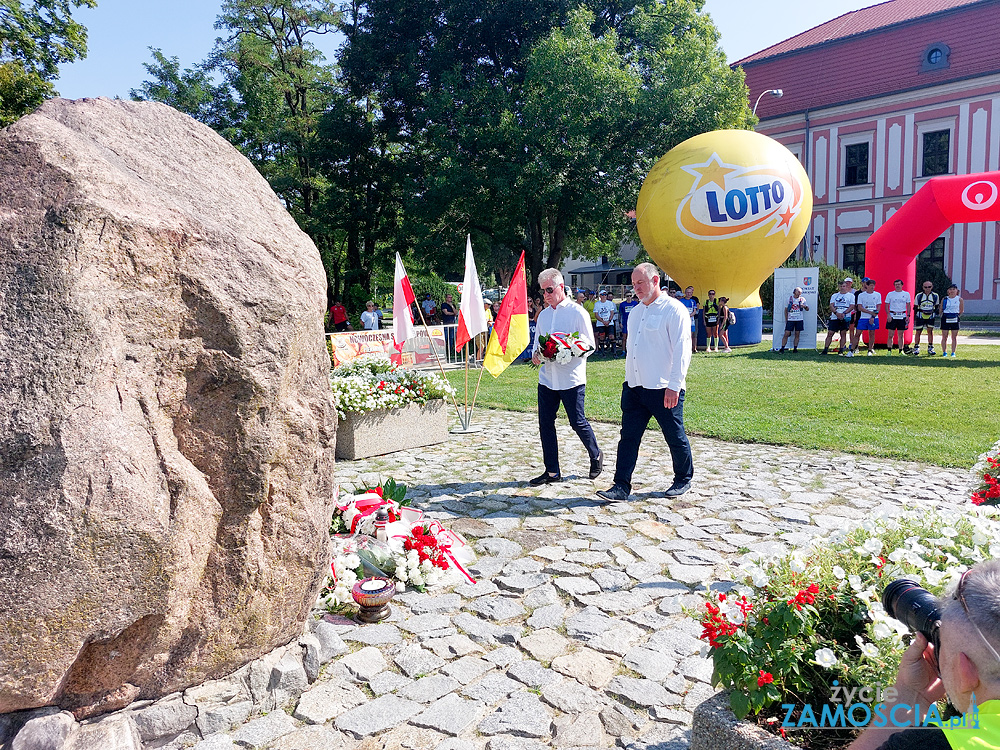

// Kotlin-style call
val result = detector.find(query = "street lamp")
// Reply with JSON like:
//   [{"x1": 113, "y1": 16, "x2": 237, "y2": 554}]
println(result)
[{"x1": 752, "y1": 88, "x2": 783, "y2": 116}]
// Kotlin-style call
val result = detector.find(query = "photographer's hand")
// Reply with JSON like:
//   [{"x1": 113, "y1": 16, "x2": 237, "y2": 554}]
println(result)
[{"x1": 849, "y1": 634, "x2": 945, "y2": 750}]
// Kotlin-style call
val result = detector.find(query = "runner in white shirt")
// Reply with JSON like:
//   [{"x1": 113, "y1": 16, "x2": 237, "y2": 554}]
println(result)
[
  {"x1": 777, "y1": 287, "x2": 809, "y2": 353},
  {"x1": 852, "y1": 278, "x2": 882, "y2": 356},
  {"x1": 593, "y1": 291, "x2": 617, "y2": 355},
  {"x1": 939, "y1": 284, "x2": 964, "y2": 358},
  {"x1": 884, "y1": 279, "x2": 912, "y2": 354},
  {"x1": 821, "y1": 281, "x2": 855, "y2": 355}
]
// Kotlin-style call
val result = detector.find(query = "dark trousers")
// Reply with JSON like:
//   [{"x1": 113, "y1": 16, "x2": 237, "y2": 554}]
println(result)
[
  {"x1": 538, "y1": 384, "x2": 600, "y2": 475},
  {"x1": 613, "y1": 384, "x2": 693, "y2": 490}
]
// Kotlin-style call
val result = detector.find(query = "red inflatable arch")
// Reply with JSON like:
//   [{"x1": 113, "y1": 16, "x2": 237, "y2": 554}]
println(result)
[{"x1": 864, "y1": 171, "x2": 1000, "y2": 345}]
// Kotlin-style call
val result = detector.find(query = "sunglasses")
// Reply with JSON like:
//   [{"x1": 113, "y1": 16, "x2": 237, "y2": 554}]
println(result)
[
  {"x1": 542, "y1": 285, "x2": 561, "y2": 294},
  {"x1": 954, "y1": 570, "x2": 1000, "y2": 663}
]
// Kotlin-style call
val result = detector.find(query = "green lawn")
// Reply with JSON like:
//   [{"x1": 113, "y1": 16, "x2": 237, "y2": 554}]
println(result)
[{"x1": 446, "y1": 344, "x2": 1000, "y2": 468}]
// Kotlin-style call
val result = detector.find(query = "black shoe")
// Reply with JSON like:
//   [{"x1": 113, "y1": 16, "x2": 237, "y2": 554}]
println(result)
[
  {"x1": 589, "y1": 450, "x2": 604, "y2": 480},
  {"x1": 821, "y1": 348, "x2": 829, "y2": 355},
  {"x1": 793, "y1": 348, "x2": 798, "y2": 352},
  {"x1": 664, "y1": 481, "x2": 691, "y2": 497},
  {"x1": 529, "y1": 472, "x2": 561, "y2": 486},
  {"x1": 778, "y1": 347, "x2": 787, "y2": 353},
  {"x1": 596, "y1": 484, "x2": 630, "y2": 503}
]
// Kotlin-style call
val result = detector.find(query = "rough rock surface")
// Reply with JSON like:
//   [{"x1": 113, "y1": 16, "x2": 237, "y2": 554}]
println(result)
[{"x1": 0, "y1": 98, "x2": 336, "y2": 715}]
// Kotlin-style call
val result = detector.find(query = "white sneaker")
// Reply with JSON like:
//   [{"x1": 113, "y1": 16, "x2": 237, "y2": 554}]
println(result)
[
  {"x1": 846, "y1": 350, "x2": 854, "y2": 357},
  {"x1": 867, "y1": 350, "x2": 874, "y2": 356}
]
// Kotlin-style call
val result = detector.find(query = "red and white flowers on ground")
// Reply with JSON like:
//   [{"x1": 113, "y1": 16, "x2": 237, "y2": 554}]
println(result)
[
  {"x1": 971, "y1": 440, "x2": 1000, "y2": 506},
  {"x1": 693, "y1": 504, "x2": 1000, "y2": 720}
]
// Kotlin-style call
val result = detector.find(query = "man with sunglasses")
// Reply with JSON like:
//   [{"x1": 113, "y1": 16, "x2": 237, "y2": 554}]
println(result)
[
  {"x1": 850, "y1": 561, "x2": 1000, "y2": 750},
  {"x1": 528, "y1": 269, "x2": 603, "y2": 486}
]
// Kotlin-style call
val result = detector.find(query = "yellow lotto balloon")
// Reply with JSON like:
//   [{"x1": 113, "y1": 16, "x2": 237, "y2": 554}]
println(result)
[{"x1": 636, "y1": 130, "x2": 812, "y2": 309}]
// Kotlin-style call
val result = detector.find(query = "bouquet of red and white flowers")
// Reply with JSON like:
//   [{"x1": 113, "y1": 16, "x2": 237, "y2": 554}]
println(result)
[{"x1": 536, "y1": 331, "x2": 595, "y2": 365}]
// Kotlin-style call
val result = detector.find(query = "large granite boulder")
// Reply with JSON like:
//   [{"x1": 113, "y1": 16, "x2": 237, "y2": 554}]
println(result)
[{"x1": 0, "y1": 98, "x2": 336, "y2": 716}]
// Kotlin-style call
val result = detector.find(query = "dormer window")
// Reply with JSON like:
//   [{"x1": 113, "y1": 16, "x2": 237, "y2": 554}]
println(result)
[{"x1": 921, "y1": 43, "x2": 951, "y2": 72}]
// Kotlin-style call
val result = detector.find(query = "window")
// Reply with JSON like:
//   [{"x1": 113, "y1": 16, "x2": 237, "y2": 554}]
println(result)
[
  {"x1": 844, "y1": 143, "x2": 869, "y2": 186},
  {"x1": 919, "y1": 238, "x2": 945, "y2": 269},
  {"x1": 922, "y1": 130, "x2": 950, "y2": 176},
  {"x1": 921, "y1": 43, "x2": 951, "y2": 72},
  {"x1": 570, "y1": 275, "x2": 578, "y2": 287},
  {"x1": 843, "y1": 243, "x2": 866, "y2": 276}
]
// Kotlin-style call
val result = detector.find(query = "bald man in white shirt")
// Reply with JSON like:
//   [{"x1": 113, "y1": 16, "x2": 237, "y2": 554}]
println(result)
[{"x1": 597, "y1": 262, "x2": 693, "y2": 503}]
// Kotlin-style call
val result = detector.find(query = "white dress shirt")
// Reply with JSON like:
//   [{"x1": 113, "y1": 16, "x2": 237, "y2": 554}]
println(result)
[
  {"x1": 625, "y1": 293, "x2": 691, "y2": 392},
  {"x1": 533, "y1": 298, "x2": 594, "y2": 390}
]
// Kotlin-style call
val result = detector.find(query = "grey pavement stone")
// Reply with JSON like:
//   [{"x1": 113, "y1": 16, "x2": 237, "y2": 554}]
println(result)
[
  {"x1": 576, "y1": 589, "x2": 652, "y2": 614},
  {"x1": 518, "y1": 629, "x2": 570, "y2": 662},
  {"x1": 268, "y1": 725, "x2": 348, "y2": 750},
  {"x1": 564, "y1": 550, "x2": 612, "y2": 565},
  {"x1": 591, "y1": 569, "x2": 632, "y2": 591},
  {"x1": 507, "y1": 659, "x2": 561, "y2": 688},
  {"x1": 599, "y1": 703, "x2": 646, "y2": 738},
  {"x1": 292, "y1": 681, "x2": 367, "y2": 724},
  {"x1": 454, "y1": 580, "x2": 500, "y2": 598},
  {"x1": 452, "y1": 612, "x2": 521, "y2": 647},
  {"x1": 525, "y1": 603, "x2": 564, "y2": 629},
  {"x1": 622, "y1": 647, "x2": 677, "y2": 682},
  {"x1": 496, "y1": 573, "x2": 551, "y2": 593},
  {"x1": 462, "y1": 672, "x2": 522, "y2": 704},
  {"x1": 553, "y1": 577, "x2": 600, "y2": 597},
  {"x1": 552, "y1": 711, "x2": 607, "y2": 748},
  {"x1": 133, "y1": 695, "x2": 197, "y2": 742},
  {"x1": 411, "y1": 594, "x2": 464, "y2": 614},
  {"x1": 621, "y1": 723, "x2": 689, "y2": 750},
  {"x1": 502, "y1": 558, "x2": 544, "y2": 575},
  {"x1": 334, "y1": 695, "x2": 423, "y2": 738},
  {"x1": 605, "y1": 676, "x2": 678, "y2": 707},
  {"x1": 400, "y1": 675, "x2": 463, "y2": 703},
  {"x1": 341, "y1": 646, "x2": 387, "y2": 682},
  {"x1": 483, "y1": 646, "x2": 523, "y2": 668},
  {"x1": 394, "y1": 645, "x2": 447, "y2": 677},
  {"x1": 400, "y1": 613, "x2": 454, "y2": 635},
  {"x1": 436, "y1": 741, "x2": 482, "y2": 750},
  {"x1": 343, "y1": 622, "x2": 402, "y2": 646},
  {"x1": 677, "y1": 653, "x2": 715, "y2": 683},
  {"x1": 313, "y1": 620, "x2": 351, "y2": 662},
  {"x1": 625, "y1": 561, "x2": 662, "y2": 580},
  {"x1": 368, "y1": 671, "x2": 413, "y2": 696},
  {"x1": 530, "y1": 545, "x2": 566, "y2": 561},
  {"x1": 522, "y1": 584, "x2": 561, "y2": 608},
  {"x1": 424, "y1": 634, "x2": 483, "y2": 659},
  {"x1": 191, "y1": 737, "x2": 238, "y2": 750},
  {"x1": 194, "y1": 701, "x2": 253, "y2": 737},
  {"x1": 486, "y1": 738, "x2": 548, "y2": 750},
  {"x1": 477, "y1": 538, "x2": 523, "y2": 558},
  {"x1": 441, "y1": 655, "x2": 494, "y2": 685},
  {"x1": 410, "y1": 694, "x2": 485, "y2": 736},
  {"x1": 634, "y1": 577, "x2": 689, "y2": 599},
  {"x1": 469, "y1": 596, "x2": 527, "y2": 622},
  {"x1": 586, "y1": 620, "x2": 647, "y2": 656},
  {"x1": 573, "y1": 525, "x2": 628, "y2": 544},
  {"x1": 477, "y1": 692, "x2": 554, "y2": 738},
  {"x1": 564, "y1": 606, "x2": 615, "y2": 640},
  {"x1": 540, "y1": 678, "x2": 606, "y2": 713},
  {"x1": 550, "y1": 649, "x2": 617, "y2": 688},
  {"x1": 545, "y1": 561, "x2": 590, "y2": 576},
  {"x1": 66, "y1": 714, "x2": 141, "y2": 750},
  {"x1": 230, "y1": 712, "x2": 297, "y2": 748}
]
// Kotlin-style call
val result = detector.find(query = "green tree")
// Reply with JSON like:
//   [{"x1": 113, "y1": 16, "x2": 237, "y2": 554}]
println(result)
[
  {"x1": 339, "y1": 0, "x2": 754, "y2": 284},
  {"x1": 0, "y1": 0, "x2": 96, "y2": 125}
]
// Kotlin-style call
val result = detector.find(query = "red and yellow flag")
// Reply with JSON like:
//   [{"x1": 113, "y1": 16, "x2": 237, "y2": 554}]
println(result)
[{"x1": 483, "y1": 252, "x2": 530, "y2": 377}]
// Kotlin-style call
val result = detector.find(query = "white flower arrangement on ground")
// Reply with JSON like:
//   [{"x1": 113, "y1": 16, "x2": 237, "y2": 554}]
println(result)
[{"x1": 330, "y1": 355, "x2": 455, "y2": 419}]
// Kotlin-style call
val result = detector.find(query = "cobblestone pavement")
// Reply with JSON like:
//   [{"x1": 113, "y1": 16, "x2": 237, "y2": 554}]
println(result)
[{"x1": 199, "y1": 409, "x2": 970, "y2": 750}]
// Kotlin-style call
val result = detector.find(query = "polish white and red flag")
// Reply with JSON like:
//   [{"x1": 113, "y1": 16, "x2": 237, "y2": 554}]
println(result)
[
  {"x1": 392, "y1": 252, "x2": 417, "y2": 350},
  {"x1": 455, "y1": 235, "x2": 488, "y2": 351}
]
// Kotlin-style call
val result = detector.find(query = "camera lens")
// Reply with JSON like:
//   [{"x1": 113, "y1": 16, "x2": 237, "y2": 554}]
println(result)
[{"x1": 882, "y1": 578, "x2": 942, "y2": 642}]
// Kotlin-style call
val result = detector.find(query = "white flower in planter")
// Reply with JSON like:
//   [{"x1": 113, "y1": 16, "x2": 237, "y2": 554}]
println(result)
[{"x1": 813, "y1": 647, "x2": 837, "y2": 668}]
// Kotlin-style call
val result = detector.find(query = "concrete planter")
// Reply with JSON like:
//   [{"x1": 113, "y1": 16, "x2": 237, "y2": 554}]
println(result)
[
  {"x1": 336, "y1": 400, "x2": 448, "y2": 460},
  {"x1": 691, "y1": 693, "x2": 802, "y2": 750}
]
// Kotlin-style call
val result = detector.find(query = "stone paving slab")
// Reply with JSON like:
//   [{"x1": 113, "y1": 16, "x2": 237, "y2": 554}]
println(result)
[{"x1": 194, "y1": 409, "x2": 968, "y2": 750}]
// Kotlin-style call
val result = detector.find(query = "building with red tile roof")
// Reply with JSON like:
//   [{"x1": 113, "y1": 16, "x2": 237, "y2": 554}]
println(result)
[{"x1": 740, "y1": 0, "x2": 1000, "y2": 312}]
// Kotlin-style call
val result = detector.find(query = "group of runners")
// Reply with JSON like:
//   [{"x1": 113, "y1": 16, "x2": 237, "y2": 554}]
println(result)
[{"x1": 777, "y1": 276, "x2": 965, "y2": 357}]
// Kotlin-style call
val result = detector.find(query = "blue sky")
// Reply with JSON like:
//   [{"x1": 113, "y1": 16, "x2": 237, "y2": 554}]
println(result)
[{"x1": 56, "y1": 0, "x2": 874, "y2": 100}]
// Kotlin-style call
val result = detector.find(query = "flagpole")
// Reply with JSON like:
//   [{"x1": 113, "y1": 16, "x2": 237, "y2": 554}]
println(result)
[
  {"x1": 413, "y1": 306, "x2": 464, "y2": 422},
  {"x1": 467, "y1": 345, "x2": 488, "y2": 424}
]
